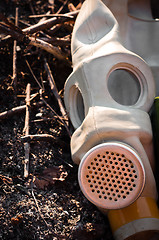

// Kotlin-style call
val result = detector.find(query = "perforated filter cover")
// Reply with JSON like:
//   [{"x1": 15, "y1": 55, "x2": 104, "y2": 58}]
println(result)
[{"x1": 78, "y1": 142, "x2": 145, "y2": 210}]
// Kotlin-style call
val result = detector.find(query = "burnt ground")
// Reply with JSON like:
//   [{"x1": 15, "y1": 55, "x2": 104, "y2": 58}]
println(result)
[
  {"x1": 0, "y1": 1, "x2": 114, "y2": 240},
  {"x1": 0, "y1": 1, "x2": 159, "y2": 240}
]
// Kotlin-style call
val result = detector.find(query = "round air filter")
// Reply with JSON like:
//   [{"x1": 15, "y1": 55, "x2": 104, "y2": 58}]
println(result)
[{"x1": 78, "y1": 142, "x2": 145, "y2": 210}]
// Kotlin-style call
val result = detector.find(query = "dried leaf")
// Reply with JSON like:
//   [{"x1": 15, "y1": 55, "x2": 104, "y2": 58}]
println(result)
[
  {"x1": 29, "y1": 165, "x2": 68, "y2": 190},
  {"x1": 11, "y1": 214, "x2": 23, "y2": 226}
]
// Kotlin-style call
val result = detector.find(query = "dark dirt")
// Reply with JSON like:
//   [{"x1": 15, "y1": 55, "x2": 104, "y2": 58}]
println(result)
[{"x1": 0, "y1": 1, "x2": 114, "y2": 240}]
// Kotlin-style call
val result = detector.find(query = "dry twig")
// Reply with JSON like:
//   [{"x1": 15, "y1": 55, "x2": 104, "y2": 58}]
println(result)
[
  {"x1": 12, "y1": 7, "x2": 18, "y2": 93},
  {"x1": 44, "y1": 58, "x2": 68, "y2": 121},
  {"x1": 23, "y1": 83, "x2": 31, "y2": 178},
  {"x1": 23, "y1": 11, "x2": 78, "y2": 34},
  {"x1": 0, "y1": 102, "x2": 42, "y2": 121},
  {"x1": 21, "y1": 134, "x2": 58, "y2": 143}
]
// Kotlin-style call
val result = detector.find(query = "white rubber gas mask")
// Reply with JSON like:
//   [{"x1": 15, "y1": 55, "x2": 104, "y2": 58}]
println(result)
[{"x1": 64, "y1": 0, "x2": 159, "y2": 239}]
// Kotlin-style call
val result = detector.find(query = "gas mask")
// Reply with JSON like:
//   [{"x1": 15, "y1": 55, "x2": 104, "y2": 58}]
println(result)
[{"x1": 64, "y1": 0, "x2": 159, "y2": 239}]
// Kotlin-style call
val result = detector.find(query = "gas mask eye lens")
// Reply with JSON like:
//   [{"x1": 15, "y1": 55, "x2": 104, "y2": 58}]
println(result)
[
  {"x1": 108, "y1": 69, "x2": 141, "y2": 106},
  {"x1": 69, "y1": 85, "x2": 85, "y2": 128}
]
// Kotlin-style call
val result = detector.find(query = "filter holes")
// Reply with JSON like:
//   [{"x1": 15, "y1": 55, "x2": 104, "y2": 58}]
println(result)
[{"x1": 83, "y1": 147, "x2": 143, "y2": 208}]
